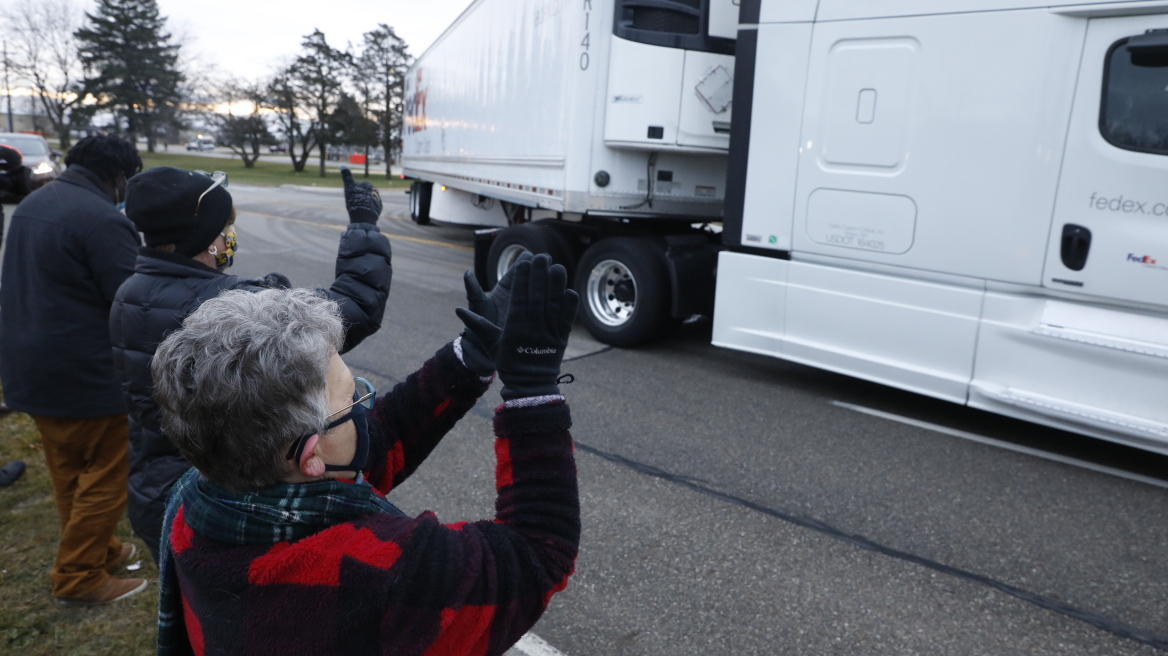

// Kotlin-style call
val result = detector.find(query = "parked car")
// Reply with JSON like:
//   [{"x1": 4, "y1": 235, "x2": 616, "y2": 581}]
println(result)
[
  {"x1": 186, "y1": 136, "x2": 215, "y2": 151},
  {"x1": 0, "y1": 132, "x2": 61, "y2": 200},
  {"x1": 268, "y1": 143, "x2": 288, "y2": 153}
]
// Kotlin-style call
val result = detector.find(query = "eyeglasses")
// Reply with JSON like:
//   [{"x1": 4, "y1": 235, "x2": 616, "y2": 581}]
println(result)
[
  {"x1": 194, "y1": 170, "x2": 228, "y2": 215},
  {"x1": 284, "y1": 377, "x2": 376, "y2": 462},
  {"x1": 327, "y1": 377, "x2": 375, "y2": 420}
]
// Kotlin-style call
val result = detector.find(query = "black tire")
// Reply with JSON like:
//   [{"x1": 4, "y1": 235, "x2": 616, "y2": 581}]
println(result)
[
  {"x1": 486, "y1": 223, "x2": 577, "y2": 288},
  {"x1": 574, "y1": 237, "x2": 670, "y2": 347},
  {"x1": 409, "y1": 181, "x2": 432, "y2": 225}
]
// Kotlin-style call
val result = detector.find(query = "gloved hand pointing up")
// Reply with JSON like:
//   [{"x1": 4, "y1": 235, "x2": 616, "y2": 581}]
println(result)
[{"x1": 341, "y1": 166, "x2": 382, "y2": 224}]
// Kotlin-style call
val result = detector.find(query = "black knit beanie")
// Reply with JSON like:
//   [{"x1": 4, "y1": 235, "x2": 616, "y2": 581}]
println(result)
[{"x1": 125, "y1": 166, "x2": 233, "y2": 257}]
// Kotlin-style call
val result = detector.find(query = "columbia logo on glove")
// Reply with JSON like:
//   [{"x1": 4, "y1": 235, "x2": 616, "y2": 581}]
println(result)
[{"x1": 517, "y1": 347, "x2": 558, "y2": 355}]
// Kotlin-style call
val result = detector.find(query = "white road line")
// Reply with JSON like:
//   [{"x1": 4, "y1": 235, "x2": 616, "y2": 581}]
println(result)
[
  {"x1": 831, "y1": 401, "x2": 1168, "y2": 491},
  {"x1": 515, "y1": 633, "x2": 568, "y2": 656}
]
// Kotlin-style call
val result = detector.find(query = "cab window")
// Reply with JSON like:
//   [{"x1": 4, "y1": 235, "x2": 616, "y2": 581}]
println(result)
[{"x1": 1101, "y1": 31, "x2": 1168, "y2": 155}]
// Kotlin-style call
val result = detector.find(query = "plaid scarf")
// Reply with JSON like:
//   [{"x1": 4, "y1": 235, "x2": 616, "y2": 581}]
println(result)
[{"x1": 157, "y1": 468, "x2": 403, "y2": 655}]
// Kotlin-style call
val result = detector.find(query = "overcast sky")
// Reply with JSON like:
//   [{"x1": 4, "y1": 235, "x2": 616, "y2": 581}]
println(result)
[{"x1": 148, "y1": 0, "x2": 472, "y2": 80}]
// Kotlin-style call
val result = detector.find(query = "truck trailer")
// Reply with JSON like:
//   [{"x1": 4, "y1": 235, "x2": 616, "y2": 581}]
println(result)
[
  {"x1": 403, "y1": 0, "x2": 1168, "y2": 456},
  {"x1": 403, "y1": 0, "x2": 737, "y2": 344}
]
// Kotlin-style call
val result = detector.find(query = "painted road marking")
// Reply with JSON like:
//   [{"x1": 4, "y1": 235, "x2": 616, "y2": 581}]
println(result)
[
  {"x1": 832, "y1": 401, "x2": 1168, "y2": 490},
  {"x1": 240, "y1": 210, "x2": 474, "y2": 251},
  {"x1": 514, "y1": 633, "x2": 567, "y2": 656}
]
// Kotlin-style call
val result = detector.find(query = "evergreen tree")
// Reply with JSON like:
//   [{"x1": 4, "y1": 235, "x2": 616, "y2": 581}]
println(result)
[
  {"x1": 326, "y1": 92, "x2": 378, "y2": 165},
  {"x1": 75, "y1": 0, "x2": 183, "y2": 152}
]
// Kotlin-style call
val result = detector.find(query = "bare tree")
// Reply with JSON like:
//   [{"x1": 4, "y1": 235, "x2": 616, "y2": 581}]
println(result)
[
  {"x1": 266, "y1": 66, "x2": 316, "y2": 173},
  {"x1": 289, "y1": 30, "x2": 352, "y2": 178},
  {"x1": 350, "y1": 53, "x2": 379, "y2": 177},
  {"x1": 358, "y1": 24, "x2": 411, "y2": 179},
  {"x1": 3, "y1": 0, "x2": 86, "y2": 149},
  {"x1": 212, "y1": 79, "x2": 274, "y2": 168}
]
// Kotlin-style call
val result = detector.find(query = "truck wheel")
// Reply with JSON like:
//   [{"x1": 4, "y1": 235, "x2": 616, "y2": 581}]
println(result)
[
  {"x1": 486, "y1": 223, "x2": 576, "y2": 287},
  {"x1": 409, "y1": 181, "x2": 432, "y2": 225},
  {"x1": 575, "y1": 237, "x2": 669, "y2": 347}
]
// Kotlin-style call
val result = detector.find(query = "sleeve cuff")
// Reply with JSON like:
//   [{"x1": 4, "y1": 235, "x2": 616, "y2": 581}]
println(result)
[
  {"x1": 502, "y1": 394, "x2": 566, "y2": 409},
  {"x1": 452, "y1": 336, "x2": 495, "y2": 383}
]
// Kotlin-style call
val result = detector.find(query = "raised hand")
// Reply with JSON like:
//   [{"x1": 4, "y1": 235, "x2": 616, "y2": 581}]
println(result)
[
  {"x1": 463, "y1": 251, "x2": 533, "y2": 329},
  {"x1": 494, "y1": 254, "x2": 578, "y2": 400},
  {"x1": 340, "y1": 166, "x2": 382, "y2": 224}
]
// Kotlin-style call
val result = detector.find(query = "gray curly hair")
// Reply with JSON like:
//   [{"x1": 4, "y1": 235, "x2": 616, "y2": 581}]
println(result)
[{"x1": 151, "y1": 288, "x2": 345, "y2": 492}]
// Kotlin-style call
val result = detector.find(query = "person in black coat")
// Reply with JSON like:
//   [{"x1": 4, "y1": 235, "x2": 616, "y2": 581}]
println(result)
[
  {"x1": 0, "y1": 143, "x2": 26, "y2": 417},
  {"x1": 0, "y1": 143, "x2": 27, "y2": 255},
  {"x1": 110, "y1": 165, "x2": 393, "y2": 562},
  {"x1": 0, "y1": 147, "x2": 28, "y2": 485},
  {"x1": 0, "y1": 135, "x2": 149, "y2": 604}
]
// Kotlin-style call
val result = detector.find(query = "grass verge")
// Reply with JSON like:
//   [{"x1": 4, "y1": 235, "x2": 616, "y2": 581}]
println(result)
[
  {"x1": 0, "y1": 402, "x2": 158, "y2": 656},
  {"x1": 138, "y1": 151, "x2": 411, "y2": 189}
]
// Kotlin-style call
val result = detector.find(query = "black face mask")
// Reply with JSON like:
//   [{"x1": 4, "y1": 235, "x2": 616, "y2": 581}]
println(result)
[
  {"x1": 285, "y1": 391, "x2": 372, "y2": 474},
  {"x1": 322, "y1": 401, "x2": 370, "y2": 473}
]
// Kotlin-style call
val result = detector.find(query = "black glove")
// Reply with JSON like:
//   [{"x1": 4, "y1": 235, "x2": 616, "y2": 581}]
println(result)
[
  {"x1": 455, "y1": 308, "x2": 501, "y2": 378},
  {"x1": 341, "y1": 167, "x2": 382, "y2": 224},
  {"x1": 261, "y1": 272, "x2": 292, "y2": 289},
  {"x1": 457, "y1": 252, "x2": 534, "y2": 376},
  {"x1": 463, "y1": 251, "x2": 533, "y2": 329},
  {"x1": 494, "y1": 254, "x2": 578, "y2": 400}
]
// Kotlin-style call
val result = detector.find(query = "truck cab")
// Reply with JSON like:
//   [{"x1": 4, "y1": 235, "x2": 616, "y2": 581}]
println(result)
[{"x1": 715, "y1": 0, "x2": 1168, "y2": 454}]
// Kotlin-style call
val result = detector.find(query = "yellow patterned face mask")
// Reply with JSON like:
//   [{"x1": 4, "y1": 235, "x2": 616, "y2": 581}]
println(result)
[{"x1": 208, "y1": 226, "x2": 236, "y2": 271}]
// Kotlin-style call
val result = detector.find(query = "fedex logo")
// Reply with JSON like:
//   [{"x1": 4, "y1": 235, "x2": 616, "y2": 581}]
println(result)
[{"x1": 1128, "y1": 253, "x2": 1158, "y2": 265}]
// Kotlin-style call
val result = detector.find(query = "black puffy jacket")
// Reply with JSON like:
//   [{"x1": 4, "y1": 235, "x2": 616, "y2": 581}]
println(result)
[{"x1": 109, "y1": 222, "x2": 392, "y2": 562}]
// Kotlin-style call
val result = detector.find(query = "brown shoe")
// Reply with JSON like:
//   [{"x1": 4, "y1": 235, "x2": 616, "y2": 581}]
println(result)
[
  {"x1": 57, "y1": 577, "x2": 148, "y2": 605},
  {"x1": 105, "y1": 543, "x2": 137, "y2": 574}
]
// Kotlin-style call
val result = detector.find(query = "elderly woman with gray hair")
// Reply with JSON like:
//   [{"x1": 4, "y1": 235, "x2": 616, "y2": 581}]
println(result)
[{"x1": 150, "y1": 254, "x2": 580, "y2": 656}]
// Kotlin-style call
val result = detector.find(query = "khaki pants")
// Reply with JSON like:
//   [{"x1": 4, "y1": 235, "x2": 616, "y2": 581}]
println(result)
[{"x1": 31, "y1": 414, "x2": 129, "y2": 598}]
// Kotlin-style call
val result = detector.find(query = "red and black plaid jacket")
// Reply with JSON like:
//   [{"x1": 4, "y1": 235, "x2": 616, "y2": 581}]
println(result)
[{"x1": 163, "y1": 343, "x2": 579, "y2": 656}]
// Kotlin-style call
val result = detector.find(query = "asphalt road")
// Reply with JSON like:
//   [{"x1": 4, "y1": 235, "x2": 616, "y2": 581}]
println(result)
[{"x1": 4, "y1": 187, "x2": 1168, "y2": 655}]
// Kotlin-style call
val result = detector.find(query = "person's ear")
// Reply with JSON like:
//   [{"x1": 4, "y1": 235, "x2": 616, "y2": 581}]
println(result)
[{"x1": 298, "y1": 434, "x2": 326, "y2": 478}]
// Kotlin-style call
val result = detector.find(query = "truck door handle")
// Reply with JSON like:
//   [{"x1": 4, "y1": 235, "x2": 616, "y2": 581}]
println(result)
[{"x1": 1060, "y1": 224, "x2": 1092, "y2": 271}]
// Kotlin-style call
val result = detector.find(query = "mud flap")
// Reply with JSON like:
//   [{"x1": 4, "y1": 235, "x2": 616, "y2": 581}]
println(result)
[
  {"x1": 664, "y1": 235, "x2": 720, "y2": 318},
  {"x1": 474, "y1": 229, "x2": 500, "y2": 289}
]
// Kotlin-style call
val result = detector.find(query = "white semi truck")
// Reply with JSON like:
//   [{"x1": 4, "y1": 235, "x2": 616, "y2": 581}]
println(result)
[{"x1": 403, "y1": 0, "x2": 1168, "y2": 456}]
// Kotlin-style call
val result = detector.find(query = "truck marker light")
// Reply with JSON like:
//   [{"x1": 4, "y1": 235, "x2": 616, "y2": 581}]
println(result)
[{"x1": 441, "y1": 186, "x2": 447, "y2": 191}]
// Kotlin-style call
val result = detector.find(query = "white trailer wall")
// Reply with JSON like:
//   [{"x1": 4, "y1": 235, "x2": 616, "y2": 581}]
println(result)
[
  {"x1": 404, "y1": 0, "x2": 733, "y2": 220},
  {"x1": 403, "y1": 0, "x2": 582, "y2": 211}
]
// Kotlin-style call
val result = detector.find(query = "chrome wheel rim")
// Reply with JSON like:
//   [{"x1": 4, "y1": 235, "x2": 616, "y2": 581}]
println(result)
[
  {"x1": 496, "y1": 244, "x2": 529, "y2": 282},
  {"x1": 587, "y1": 259, "x2": 636, "y2": 327}
]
